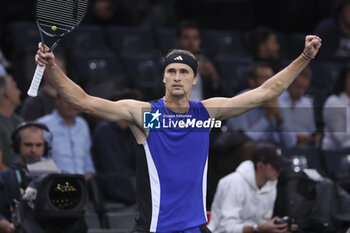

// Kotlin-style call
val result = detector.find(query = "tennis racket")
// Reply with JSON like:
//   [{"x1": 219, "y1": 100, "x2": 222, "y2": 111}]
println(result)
[{"x1": 27, "y1": 0, "x2": 89, "y2": 97}]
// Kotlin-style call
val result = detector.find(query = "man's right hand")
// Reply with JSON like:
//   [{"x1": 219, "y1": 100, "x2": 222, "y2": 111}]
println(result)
[
  {"x1": 35, "y1": 42, "x2": 56, "y2": 67},
  {"x1": 258, "y1": 217, "x2": 288, "y2": 233}
]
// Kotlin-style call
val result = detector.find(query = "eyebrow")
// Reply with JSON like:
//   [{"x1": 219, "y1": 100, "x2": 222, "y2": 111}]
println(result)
[{"x1": 166, "y1": 68, "x2": 190, "y2": 72}]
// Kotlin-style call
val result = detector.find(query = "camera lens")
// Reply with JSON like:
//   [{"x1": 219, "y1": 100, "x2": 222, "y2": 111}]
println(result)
[{"x1": 48, "y1": 177, "x2": 83, "y2": 210}]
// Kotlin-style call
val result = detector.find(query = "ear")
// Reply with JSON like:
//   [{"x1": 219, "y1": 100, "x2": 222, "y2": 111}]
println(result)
[
  {"x1": 256, "y1": 161, "x2": 264, "y2": 170},
  {"x1": 192, "y1": 75, "x2": 197, "y2": 86}
]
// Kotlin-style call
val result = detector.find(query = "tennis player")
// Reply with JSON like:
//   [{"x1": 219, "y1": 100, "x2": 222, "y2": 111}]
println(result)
[{"x1": 35, "y1": 35, "x2": 321, "y2": 233}]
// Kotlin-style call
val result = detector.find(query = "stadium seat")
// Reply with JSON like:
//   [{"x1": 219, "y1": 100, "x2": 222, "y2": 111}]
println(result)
[
  {"x1": 309, "y1": 61, "x2": 342, "y2": 92},
  {"x1": 106, "y1": 26, "x2": 156, "y2": 52},
  {"x1": 120, "y1": 52, "x2": 163, "y2": 100},
  {"x1": 321, "y1": 148, "x2": 350, "y2": 178},
  {"x1": 213, "y1": 55, "x2": 253, "y2": 95},
  {"x1": 281, "y1": 147, "x2": 322, "y2": 171},
  {"x1": 71, "y1": 51, "x2": 124, "y2": 78},
  {"x1": 85, "y1": 212, "x2": 101, "y2": 229},
  {"x1": 106, "y1": 212, "x2": 136, "y2": 230},
  {"x1": 70, "y1": 50, "x2": 128, "y2": 98},
  {"x1": 201, "y1": 29, "x2": 248, "y2": 56},
  {"x1": 276, "y1": 32, "x2": 292, "y2": 59},
  {"x1": 9, "y1": 21, "x2": 40, "y2": 53},
  {"x1": 63, "y1": 24, "x2": 109, "y2": 51},
  {"x1": 154, "y1": 28, "x2": 177, "y2": 53},
  {"x1": 288, "y1": 33, "x2": 306, "y2": 58}
]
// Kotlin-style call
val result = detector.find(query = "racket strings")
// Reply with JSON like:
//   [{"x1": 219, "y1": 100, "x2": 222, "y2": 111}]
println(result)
[{"x1": 36, "y1": 0, "x2": 88, "y2": 33}]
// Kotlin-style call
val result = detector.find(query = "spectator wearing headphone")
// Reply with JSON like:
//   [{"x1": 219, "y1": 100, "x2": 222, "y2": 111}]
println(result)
[{"x1": 0, "y1": 122, "x2": 50, "y2": 233}]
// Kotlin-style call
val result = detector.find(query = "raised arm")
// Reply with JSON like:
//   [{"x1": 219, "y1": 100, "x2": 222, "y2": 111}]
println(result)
[
  {"x1": 202, "y1": 35, "x2": 322, "y2": 120},
  {"x1": 35, "y1": 43, "x2": 150, "y2": 126}
]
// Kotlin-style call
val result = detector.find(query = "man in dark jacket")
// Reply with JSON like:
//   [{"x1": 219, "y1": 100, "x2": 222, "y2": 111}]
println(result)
[{"x1": 0, "y1": 122, "x2": 48, "y2": 233}]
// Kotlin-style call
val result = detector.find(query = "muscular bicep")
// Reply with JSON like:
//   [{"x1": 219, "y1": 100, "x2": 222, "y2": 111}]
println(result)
[
  {"x1": 85, "y1": 97, "x2": 150, "y2": 126},
  {"x1": 203, "y1": 88, "x2": 268, "y2": 120}
]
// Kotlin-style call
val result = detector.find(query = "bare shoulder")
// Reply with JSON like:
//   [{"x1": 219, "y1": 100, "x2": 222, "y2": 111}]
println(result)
[
  {"x1": 120, "y1": 99, "x2": 151, "y2": 109},
  {"x1": 116, "y1": 99, "x2": 151, "y2": 121}
]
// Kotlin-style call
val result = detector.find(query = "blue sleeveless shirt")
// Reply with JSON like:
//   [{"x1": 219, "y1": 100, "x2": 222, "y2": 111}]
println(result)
[{"x1": 138, "y1": 98, "x2": 211, "y2": 232}]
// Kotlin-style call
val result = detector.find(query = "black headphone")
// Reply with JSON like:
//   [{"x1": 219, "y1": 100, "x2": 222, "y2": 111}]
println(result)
[{"x1": 11, "y1": 122, "x2": 52, "y2": 156}]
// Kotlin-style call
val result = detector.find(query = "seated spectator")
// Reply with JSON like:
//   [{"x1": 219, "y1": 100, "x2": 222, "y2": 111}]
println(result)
[
  {"x1": 20, "y1": 53, "x2": 66, "y2": 121},
  {"x1": 37, "y1": 94, "x2": 95, "y2": 178},
  {"x1": 313, "y1": 0, "x2": 350, "y2": 60},
  {"x1": 0, "y1": 122, "x2": 49, "y2": 233},
  {"x1": 91, "y1": 89, "x2": 143, "y2": 205},
  {"x1": 0, "y1": 73, "x2": 22, "y2": 171},
  {"x1": 208, "y1": 143, "x2": 292, "y2": 233},
  {"x1": 176, "y1": 20, "x2": 229, "y2": 100},
  {"x1": 248, "y1": 26, "x2": 282, "y2": 72},
  {"x1": 279, "y1": 66, "x2": 320, "y2": 147},
  {"x1": 207, "y1": 131, "x2": 256, "y2": 210},
  {"x1": 322, "y1": 66, "x2": 350, "y2": 149},
  {"x1": 225, "y1": 62, "x2": 297, "y2": 148}
]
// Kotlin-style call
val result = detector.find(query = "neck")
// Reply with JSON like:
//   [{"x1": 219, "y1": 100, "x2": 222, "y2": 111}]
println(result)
[
  {"x1": 63, "y1": 118, "x2": 75, "y2": 126},
  {"x1": 255, "y1": 170, "x2": 267, "y2": 189},
  {"x1": 163, "y1": 95, "x2": 190, "y2": 113},
  {"x1": 59, "y1": 114, "x2": 75, "y2": 126}
]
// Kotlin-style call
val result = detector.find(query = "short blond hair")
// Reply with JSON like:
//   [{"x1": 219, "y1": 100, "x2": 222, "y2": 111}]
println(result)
[{"x1": 164, "y1": 49, "x2": 198, "y2": 63}]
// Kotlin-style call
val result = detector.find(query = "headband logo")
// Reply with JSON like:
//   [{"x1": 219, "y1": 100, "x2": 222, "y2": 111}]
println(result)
[{"x1": 174, "y1": 56, "x2": 183, "y2": 61}]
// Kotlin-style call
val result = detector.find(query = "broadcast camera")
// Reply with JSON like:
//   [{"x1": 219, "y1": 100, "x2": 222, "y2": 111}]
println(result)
[{"x1": 13, "y1": 173, "x2": 87, "y2": 233}]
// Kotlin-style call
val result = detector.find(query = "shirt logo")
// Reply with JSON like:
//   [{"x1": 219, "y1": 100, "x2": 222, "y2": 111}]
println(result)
[
  {"x1": 174, "y1": 56, "x2": 183, "y2": 61},
  {"x1": 143, "y1": 110, "x2": 162, "y2": 129}
]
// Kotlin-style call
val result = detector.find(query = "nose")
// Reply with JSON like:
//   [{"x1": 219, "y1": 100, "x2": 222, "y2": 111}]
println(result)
[
  {"x1": 30, "y1": 145, "x2": 36, "y2": 154},
  {"x1": 174, "y1": 72, "x2": 180, "y2": 81},
  {"x1": 31, "y1": 145, "x2": 41, "y2": 154}
]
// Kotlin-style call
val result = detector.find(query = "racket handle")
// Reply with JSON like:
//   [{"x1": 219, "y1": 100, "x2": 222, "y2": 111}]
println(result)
[{"x1": 27, "y1": 64, "x2": 46, "y2": 97}]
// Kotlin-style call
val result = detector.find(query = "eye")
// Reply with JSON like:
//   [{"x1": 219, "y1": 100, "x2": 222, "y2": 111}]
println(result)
[
  {"x1": 180, "y1": 69, "x2": 189, "y2": 74},
  {"x1": 167, "y1": 69, "x2": 176, "y2": 74}
]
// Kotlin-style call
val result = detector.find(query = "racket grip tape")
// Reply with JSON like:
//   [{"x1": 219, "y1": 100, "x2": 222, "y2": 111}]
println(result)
[{"x1": 27, "y1": 64, "x2": 46, "y2": 97}]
